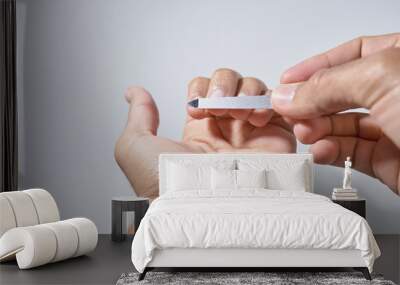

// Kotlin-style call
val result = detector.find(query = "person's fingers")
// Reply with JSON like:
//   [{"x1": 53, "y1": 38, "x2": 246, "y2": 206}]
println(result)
[
  {"x1": 229, "y1": 77, "x2": 266, "y2": 121},
  {"x1": 268, "y1": 115, "x2": 293, "y2": 133},
  {"x1": 124, "y1": 86, "x2": 159, "y2": 136},
  {"x1": 249, "y1": 108, "x2": 274, "y2": 128},
  {"x1": 281, "y1": 33, "x2": 400, "y2": 83},
  {"x1": 370, "y1": 136, "x2": 400, "y2": 192},
  {"x1": 206, "y1": 68, "x2": 241, "y2": 116},
  {"x1": 272, "y1": 48, "x2": 400, "y2": 119},
  {"x1": 310, "y1": 134, "x2": 400, "y2": 192},
  {"x1": 187, "y1": 77, "x2": 210, "y2": 120},
  {"x1": 310, "y1": 136, "x2": 376, "y2": 177},
  {"x1": 229, "y1": 77, "x2": 273, "y2": 127},
  {"x1": 293, "y1": 113, "x2": 382, "y2": 144}
]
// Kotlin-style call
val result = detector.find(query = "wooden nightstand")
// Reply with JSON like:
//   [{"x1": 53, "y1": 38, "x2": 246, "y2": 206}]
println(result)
[{"x1": 332, "y1": 199, "x2": 366, "y2": 218}]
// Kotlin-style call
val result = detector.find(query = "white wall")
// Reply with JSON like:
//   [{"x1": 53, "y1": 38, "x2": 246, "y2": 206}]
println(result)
[{"x1": 17, "y1": 0, "x2": 400, "y2": 233}]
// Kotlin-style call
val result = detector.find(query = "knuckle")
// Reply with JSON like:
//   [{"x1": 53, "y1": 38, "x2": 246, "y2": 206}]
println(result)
[
  {"x1": 356, "y1": 35, "x2": 368, "y2": 43},
  {"x1": 241, "y1": 77, "x2": 267, "y2": 94},
  {"x1": 309, "y1": 68, "x2": 329, "y2": 87},
  {"x1": 243, "y1": 77, "x2": 263, "y2": 85},
  {"x1": 212, "y1": 68, "x2": 239, "y2": 79},
  {"x1": 189, "y1": 76, "x2": 208, "y2": 88},
  {"x1": 210, "y1": 69, "x2": 240, "y2": 93},
  {"x1": 355, "y1": 34, "x2": 375, "y2": 47}
]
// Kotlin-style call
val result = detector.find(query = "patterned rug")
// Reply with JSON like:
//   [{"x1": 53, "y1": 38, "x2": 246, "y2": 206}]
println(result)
[{"x1": 116, "y1": 271, "x2": 396, "y2": 285}]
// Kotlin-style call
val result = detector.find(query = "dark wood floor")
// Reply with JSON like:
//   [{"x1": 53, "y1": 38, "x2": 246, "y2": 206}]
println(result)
[{"x1": 0, "y1": 235, "x2": 398, "y2": 285}]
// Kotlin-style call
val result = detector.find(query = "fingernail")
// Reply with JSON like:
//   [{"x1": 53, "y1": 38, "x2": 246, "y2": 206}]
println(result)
[
  {"x1": 209, "y1": 87, "x2": 225, "y2": 98},
  {"x1": 271, "y1": 84, "x2": 298, "y2": 106}
]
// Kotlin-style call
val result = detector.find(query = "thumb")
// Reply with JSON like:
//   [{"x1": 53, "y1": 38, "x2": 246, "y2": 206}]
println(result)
[
  {"x1": 124, "y1": 86, "x2": 159, "y2": 136},
  {"x1": 271, "y1": 48, "x2": 399, "y2": 120}
]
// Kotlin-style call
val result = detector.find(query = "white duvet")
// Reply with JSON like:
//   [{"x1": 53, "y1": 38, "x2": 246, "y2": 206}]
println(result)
[{"x1": 131, "y1": 190, "x2": 380, "y2": 273}]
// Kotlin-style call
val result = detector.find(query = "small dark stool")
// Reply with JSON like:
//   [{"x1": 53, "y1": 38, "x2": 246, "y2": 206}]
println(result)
[{"x1": 112, "y1": 196, "x2": 149, "y2": 242}]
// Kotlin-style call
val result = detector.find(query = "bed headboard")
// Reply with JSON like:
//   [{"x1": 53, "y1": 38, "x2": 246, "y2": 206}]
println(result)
[{"x1": 159, "y1": 153, "x2": 314, "y2": 195}]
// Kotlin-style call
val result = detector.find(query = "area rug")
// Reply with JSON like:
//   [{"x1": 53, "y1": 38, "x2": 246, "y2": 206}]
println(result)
[{"x1": 116, "y1": 271, "x2": 396, "y2": 285}]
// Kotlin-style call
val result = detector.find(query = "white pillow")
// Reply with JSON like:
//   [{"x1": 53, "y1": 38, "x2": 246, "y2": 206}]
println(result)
[
  {"x1": 236, "y1": 169, "x2": 267, "y2": 189},
  {"x1": 266, "y1": 163, "x2": 307, "y2": 191},
  {"x1": 211, "y1": 168, "x2": 267, "y2": 190},
  {"x1": 211, "y1": 168, "x2": 236, "y2": 190},
  {"x1": 238, "y1": 159, "x2": 308, "y2": 191},
  {"x1": 166, "y1": 160, "x2": 236, "y2": 192},
  {"x1": 167, "y1": 162, "x2": 210, "y2": 191}
]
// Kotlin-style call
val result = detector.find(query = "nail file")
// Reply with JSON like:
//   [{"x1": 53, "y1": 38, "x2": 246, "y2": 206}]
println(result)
[{"x1": 188, "y1": 90, "x2": 273, "y2": 109}]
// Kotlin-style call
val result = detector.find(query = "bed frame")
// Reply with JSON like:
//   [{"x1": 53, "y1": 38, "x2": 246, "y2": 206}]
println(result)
[
  {"x1": 138, "y1": 153, "x2": 372, "y2": 280},
  {"x1": 139, "y1": 248, "x2": 370, "y2": 280}
]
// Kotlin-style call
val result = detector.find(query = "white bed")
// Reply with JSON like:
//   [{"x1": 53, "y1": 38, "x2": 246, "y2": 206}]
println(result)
[{"x1": 131, "y1": 153, "x2": 380, "y2": 280}]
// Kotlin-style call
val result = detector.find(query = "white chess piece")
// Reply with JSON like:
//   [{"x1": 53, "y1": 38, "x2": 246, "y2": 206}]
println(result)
[{"x1": 343, "y1": 157, "x2": 352, "y2": 190}]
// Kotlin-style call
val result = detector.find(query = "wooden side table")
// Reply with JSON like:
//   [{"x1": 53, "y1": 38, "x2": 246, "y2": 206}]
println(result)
[
  {"x1": 111, "y1": 196, "x2": 149, "y2": 242},
  {"x1": 332, "y1": 198, "x2": 366, "y2": 218}
]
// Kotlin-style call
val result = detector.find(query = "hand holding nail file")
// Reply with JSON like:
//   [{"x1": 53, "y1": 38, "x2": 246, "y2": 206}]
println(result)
[
  {"x1": 187, "y1": 83, "x2": 299, "y2": 109},
  {"x1": 188, "y1": 90, "x2": 275, "y2": 109}
]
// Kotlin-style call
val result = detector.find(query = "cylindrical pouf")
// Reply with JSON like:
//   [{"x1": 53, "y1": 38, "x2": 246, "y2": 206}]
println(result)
[
  {"x1": 64, "y1": 218, "x2": 98, "y2": 257},
  {"x1": 0, "y1": 192, "x2": 39, "y2": 227},
  {"x1": 42, "y1": 221, "x2": 79, "y2": 262},
  {"x1": 0, "y1": 225, "x2": 57, "y2": 269},
  {"x1": 0, "y1": 218, "x2": 98, "y2": 269},
  {"x1": 0, "y1": 195, "x2": 17, "y2": 237},
  {"x1": 23, "y1": 189, "x2": 60, "y2": 224}
]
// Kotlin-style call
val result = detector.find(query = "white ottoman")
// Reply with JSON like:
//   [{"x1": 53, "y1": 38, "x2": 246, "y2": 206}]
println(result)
[{"x1": 0, "y1": 189, "x2": 97, "y2": 269}]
